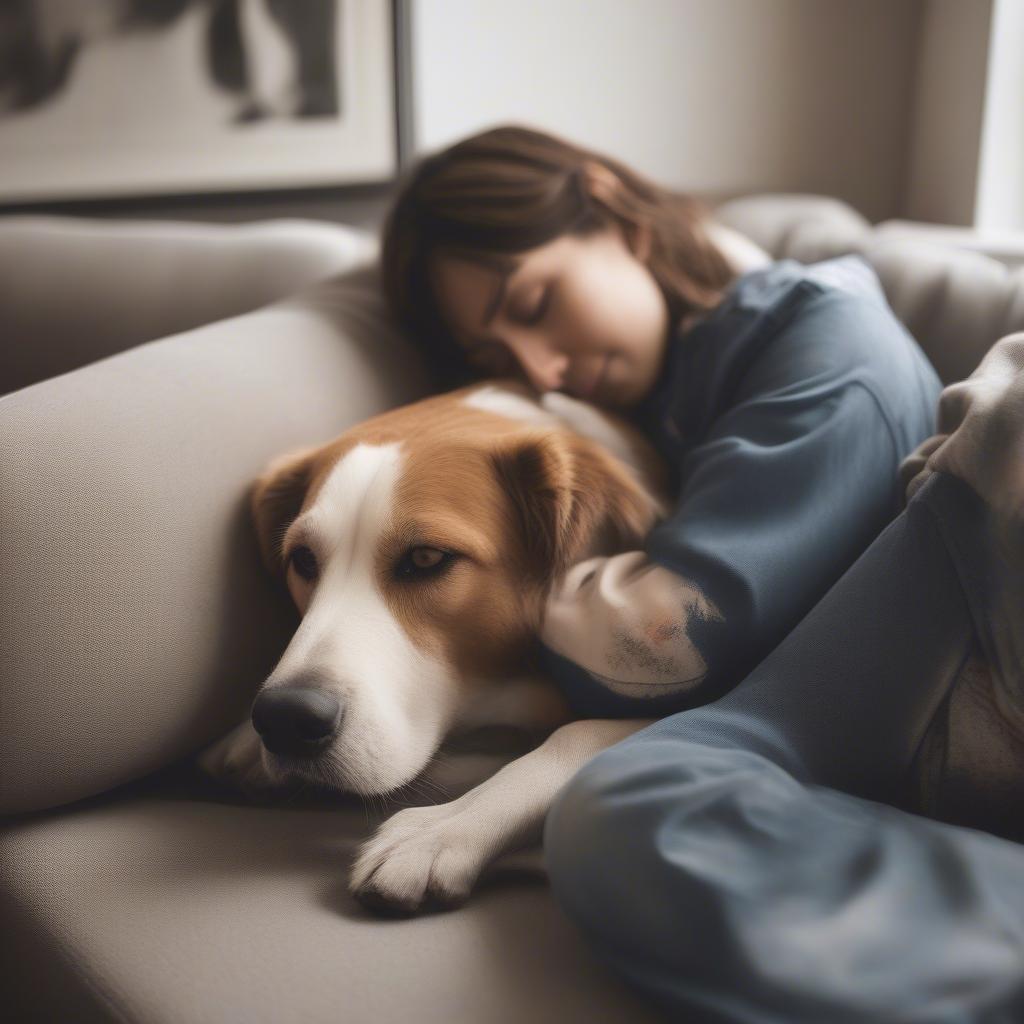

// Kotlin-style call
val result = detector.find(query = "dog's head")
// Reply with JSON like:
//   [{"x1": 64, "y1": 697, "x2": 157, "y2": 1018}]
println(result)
[{"x1": 247, "y1": 382, "x2": 663, "y2": 795}]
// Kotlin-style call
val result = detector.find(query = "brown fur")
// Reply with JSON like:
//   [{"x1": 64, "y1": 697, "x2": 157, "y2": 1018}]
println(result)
[{"x1": 250, "y1": 381, "x2": 664, "y2": 683}]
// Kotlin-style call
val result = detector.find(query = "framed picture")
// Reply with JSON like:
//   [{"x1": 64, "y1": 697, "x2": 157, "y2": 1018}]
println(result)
[{"x1": 0, "y1": 0, "x2": 402, "y2": 203}]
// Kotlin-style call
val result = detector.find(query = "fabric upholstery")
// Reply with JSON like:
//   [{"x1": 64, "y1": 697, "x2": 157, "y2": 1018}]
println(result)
[
  {"x1": 0, "y1": 263, "x2": 432, "y2": 815},
  {"x1": 715, "y1": 193, "x2": 1024, "y2": 384},
  {"x1": 0, "y1": 772, "x2": 662, "y2": 1024},
  {"x1": 874, "y1": 219, "x2": 1024, "y2": 270},
  {"x1": 0, "y1": 216, "x2": 375, "y2": 395}
]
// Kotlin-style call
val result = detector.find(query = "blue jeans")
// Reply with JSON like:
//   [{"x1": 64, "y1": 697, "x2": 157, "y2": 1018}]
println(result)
[{"x1": 543, "y1": 472, "x2": 1024, "y2": 1023}]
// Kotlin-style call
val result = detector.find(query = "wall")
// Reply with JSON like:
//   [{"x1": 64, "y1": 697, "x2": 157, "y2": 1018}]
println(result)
[
  {"x1": 902, "y1": 0, "x2": 994, "y2": 226},
  {"x1": 411, "y1": 0, "x2": 925, "y2": 223},
  {"x1": 2, "y1": 0, "x2": 930, "y2": 228}
]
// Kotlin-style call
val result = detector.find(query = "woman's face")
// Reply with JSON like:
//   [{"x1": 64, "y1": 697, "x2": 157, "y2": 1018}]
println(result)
[{"x1": 429, "y1": 224, "x2": 671, "y2": 409}]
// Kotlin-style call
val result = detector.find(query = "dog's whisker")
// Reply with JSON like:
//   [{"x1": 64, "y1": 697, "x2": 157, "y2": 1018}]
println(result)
[
  {"x1": 405, "y1": 779, "x2": 427, "y2": 803},
  {"x1": 413, "y1": 774, "x2": 449, "y2": 803},
  {"x1": 392, "y1": 773, "x2": 427, "y2": 807},
  {"x1": 351, "y1": 789, "x2": 370, "y2": 829}
]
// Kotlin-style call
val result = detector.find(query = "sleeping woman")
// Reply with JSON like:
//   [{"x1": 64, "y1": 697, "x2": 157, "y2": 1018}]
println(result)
[{"x1": 380, "y1": 124, "x2": 1024, "y2": 1022}]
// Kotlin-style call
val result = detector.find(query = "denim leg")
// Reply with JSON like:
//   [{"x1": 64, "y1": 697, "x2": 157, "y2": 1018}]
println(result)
[{"x1": 544, "y1": 473, "x2": 1024, "y2": 1023}]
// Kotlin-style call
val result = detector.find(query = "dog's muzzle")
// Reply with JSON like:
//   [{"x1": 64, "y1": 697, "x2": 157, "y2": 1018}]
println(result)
[{"x1": 251, "y1": 686, "x2": 343, "y2": 757}]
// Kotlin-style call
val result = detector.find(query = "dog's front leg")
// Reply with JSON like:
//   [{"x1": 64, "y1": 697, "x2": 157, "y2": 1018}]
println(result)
[
  {"x1": 348, "y1": 717, "x2": 656, "y2": 916},
  {"x1": 195, "y1": 718, "x2": 285, "y2": 799}
]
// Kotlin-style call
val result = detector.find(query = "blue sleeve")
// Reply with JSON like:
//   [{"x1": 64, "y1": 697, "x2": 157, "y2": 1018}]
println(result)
[{"x1": 540, "y1": 276, "x2": 942, "y2": 718}]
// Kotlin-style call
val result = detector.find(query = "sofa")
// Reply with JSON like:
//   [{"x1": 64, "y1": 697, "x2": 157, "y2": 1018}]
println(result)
[{"x1": 2, "y1": 196, "x2": 1023, "y2": 1023}]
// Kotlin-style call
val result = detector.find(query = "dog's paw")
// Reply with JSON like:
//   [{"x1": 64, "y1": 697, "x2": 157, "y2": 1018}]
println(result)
[
  {"x1": 195, "y1": 719, "x2": 281, "y2": 799},
  {"x1": 348, "y1": 801, "x2": 488, "y2": 916}
]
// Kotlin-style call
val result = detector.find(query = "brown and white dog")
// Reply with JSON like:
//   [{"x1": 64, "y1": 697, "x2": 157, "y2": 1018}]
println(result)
[{"x1": 197, "y1": 378, "x2": 670, "y2": 915}]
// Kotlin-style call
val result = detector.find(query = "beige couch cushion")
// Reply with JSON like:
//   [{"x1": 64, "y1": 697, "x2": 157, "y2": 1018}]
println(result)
[
  {"x1": 0, "y1": 774, "x2": 664, "y2": 1023},
  {"x1": 863, "y1": 237, "x2": 1024, "y2": 385}
]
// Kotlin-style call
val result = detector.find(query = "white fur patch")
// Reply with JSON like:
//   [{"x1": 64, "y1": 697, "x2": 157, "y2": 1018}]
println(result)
[
  {"x1": 463, "y1": 384, "x2": 644, "y2": 477},
  {"x1": 538, "y1": 391, "x2": 642, "y2": 473},
  {"x1": 461, "y1": 385, "x2": 561, "y2": 426}
]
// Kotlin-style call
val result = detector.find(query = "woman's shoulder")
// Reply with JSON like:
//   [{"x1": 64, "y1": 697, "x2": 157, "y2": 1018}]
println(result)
[
  {"x1": 728, "y1": 254, "x2": 884, "y2": 312},
  {"x1": 679, "y1": 255, "x2": 896, "y2": 385},
  {"x1": 722, "y1": 255, "x2": 925, "y2": 379},
  {"x1": 735, "y1": 257, "x2": 942, "y2": 445}
]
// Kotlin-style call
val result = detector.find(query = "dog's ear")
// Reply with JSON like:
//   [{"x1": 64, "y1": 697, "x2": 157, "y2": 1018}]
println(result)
[
  {"x1": 250, "y1": 445, "x2": 320, "y2": 578},
  {"x1": 492, "y1": 429, "x2": 663, "y2": 585}
]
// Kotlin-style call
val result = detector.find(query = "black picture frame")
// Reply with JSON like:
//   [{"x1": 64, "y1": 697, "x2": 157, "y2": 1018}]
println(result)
[{"x1": 0, "y1": 0, "x2": 413, "y2": 214}]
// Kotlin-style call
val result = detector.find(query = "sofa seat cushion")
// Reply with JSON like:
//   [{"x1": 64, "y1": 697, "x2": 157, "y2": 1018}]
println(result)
[{"x1": 0, "y1": 770, "x2": 664, "y2": 1024}]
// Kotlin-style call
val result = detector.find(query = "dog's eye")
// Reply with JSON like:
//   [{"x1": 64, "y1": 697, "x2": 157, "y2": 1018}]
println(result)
[
  {"x1": 288, "y1": 544, "x2": 319, "y2": 581},
  {"x1": 410, "y1": 547, "x2": 446, "y2": 569},
  {"x1": 396, "y1": 546, "x2": 454, "y2": 580}
]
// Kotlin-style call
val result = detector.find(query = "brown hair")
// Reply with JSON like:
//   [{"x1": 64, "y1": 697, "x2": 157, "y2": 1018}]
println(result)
[{"x1": 380, "y1": 123, "x2": 736, "y2": 389}]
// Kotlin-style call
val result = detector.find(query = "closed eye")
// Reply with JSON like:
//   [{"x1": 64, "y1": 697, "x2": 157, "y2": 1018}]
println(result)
[
  {"x1": 522, "y1": 285, "x2": 552, "y2": 325},
  {"x1": 464, "y1": 285, "x2": 551, "y2": 375}
]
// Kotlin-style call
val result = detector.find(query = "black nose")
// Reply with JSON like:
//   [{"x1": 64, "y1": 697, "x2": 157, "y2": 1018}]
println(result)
[{"x1": 251, "y1": 687, "x2": 342, "y2": 757}]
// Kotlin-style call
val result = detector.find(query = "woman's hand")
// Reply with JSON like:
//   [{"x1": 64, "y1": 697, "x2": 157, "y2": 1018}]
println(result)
[{"x1": 541, "y1": 550, "x2": 723, "y2": 697}]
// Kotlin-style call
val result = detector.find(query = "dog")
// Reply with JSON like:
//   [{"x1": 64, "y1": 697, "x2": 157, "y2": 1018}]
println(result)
[{"x1": 197, "y1": 378, "x2": 672, "y2": 915}]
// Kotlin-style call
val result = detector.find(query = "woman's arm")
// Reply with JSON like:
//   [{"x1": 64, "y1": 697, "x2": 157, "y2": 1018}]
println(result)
[
  {"x1": 539, "y1": 261, "x2": 943, "y2": 717},
  {"x1": 540, "y1": 384, "x2": 902, "y2": 716}
]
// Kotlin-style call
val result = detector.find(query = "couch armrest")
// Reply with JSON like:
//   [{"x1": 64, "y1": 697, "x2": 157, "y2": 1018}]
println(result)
[
  {"x1": 0, "y1": 265, "x2": 431, "y2": 816},
  {"x1": 0, "y1": 216, "x2": 376, "y2": 395},
  {"x1": 875, "y1": 220, "x2": 1024, "y2": 270}
]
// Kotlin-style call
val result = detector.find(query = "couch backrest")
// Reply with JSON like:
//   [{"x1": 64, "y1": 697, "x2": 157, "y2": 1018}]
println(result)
[{"x1": 0, "y1": 216, "x2": 376, "y2": 395}]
